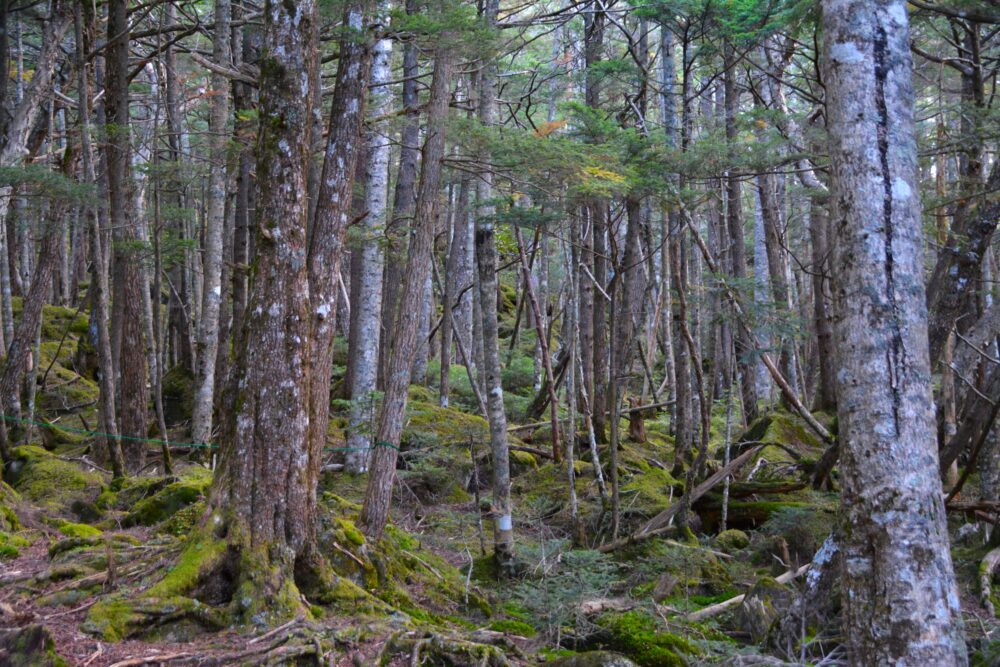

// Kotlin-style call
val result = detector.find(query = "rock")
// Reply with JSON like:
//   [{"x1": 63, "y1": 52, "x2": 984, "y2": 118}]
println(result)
[
  {"x1": 0, "y1": 624, "x2": 67, "y2": 666},
  {"x1": 736, "y1": 576, "x2": 795, "y2": 643},
  {"x1": 550, "y1": 652, "x2": 638, "y2": 667}
]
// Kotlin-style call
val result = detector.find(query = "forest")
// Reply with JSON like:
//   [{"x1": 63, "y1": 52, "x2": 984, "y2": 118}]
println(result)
[{"x1": 0, "y1": 0, "x2": 996, "y2": 664}]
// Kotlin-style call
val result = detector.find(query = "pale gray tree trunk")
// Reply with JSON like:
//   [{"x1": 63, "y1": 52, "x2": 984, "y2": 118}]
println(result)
[
  {"x1": 191, "y1": 0, "x2": 233, "y2": 447},
  {"x1": 361, "y1": 47, "x2": 452, "y2": 539},
  {"x1": 474, "y1": 0, "x2": 514, "y2": 572},
  {"x1": 823, "y1": 1, "x2": 966, "y2": 663},
  {"x1": 346, "y1": 17, "x2": 392, "y2": 474}
]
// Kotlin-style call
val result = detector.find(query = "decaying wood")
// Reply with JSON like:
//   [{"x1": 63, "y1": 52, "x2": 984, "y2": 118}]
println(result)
[
  {"x1": 683, "y1": 562, "x2": 810, "y2": 622},
  {"x1": 598, "y1": 445, "x2": 763, "y2": 553}
]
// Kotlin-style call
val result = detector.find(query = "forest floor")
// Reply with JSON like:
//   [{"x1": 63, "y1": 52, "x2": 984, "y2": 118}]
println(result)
[{"x1": 2, "y1": 302, "x2": 1000, "y2": 666}]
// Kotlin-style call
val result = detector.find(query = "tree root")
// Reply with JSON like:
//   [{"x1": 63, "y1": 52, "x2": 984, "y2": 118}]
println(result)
[{"x1": 379, "y1": 630, "x2": 515, "y2": 667}]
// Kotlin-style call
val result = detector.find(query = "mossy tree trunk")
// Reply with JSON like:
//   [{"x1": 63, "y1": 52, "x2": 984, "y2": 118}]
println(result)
[
  {"x1": 200, "y1": 0, "x2": 321, "y2": 621},
  {"x1": 823, "y1": 1, "x2": 966, "y2": 662}
]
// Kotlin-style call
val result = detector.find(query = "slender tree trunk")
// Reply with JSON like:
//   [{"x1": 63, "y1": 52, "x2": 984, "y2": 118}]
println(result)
[
  {"x1": 379, "y1": 0, "x2": 420, "y2": 387},
  {"x1": 307, "y1": 0, "x2": 374, "y2": 487},
  {"x1": 724, "y1": 41, "x2": 757, "y2": 423},
  {"x1": 106, "y1": 0, "x2": 148, "y2": 473},
  {"x1": 822, "y1": 2, "x2": 966, "y2": 662},
  {"x1": 190, "y1": 0, "x2": 233, "y2": 447},
  {"x1": 346, "y1": 14, "x2": 391, "y2": 474},
  {"x1": 361, "y1": 48, "x2": 452, "y2": 539}
]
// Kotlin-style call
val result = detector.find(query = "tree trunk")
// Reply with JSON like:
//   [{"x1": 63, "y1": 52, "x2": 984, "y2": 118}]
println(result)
[
  {"x1": 724, "y1": 40, "x2": 757, "y2": 424},
  {"x1": 306, "y1": 0, "x2": 374, "y2": 488},
  {"x1": 822, "y1": 2, "x2": 966, "y2": 662},
  {"x1": 106, "y1": 0, "x2": 148, "y2": 473},
  {"x1": 378, "y1": 0, "x2": 420, "y2": 387},
  {"x1": 346, "y1": 13, "x2": 391, "y2": 474},
  {"x1": 190, "y1": 0, "x2": 233, "y2": 448},
  {"x1": 361, "y1": 47, "x2": 453, "y2": 539},
  {"x1": 202, "y1": 0, "x2": 321, "y2": 621}
]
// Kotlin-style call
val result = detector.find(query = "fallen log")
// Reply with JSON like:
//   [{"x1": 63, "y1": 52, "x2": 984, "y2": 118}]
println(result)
[
  {"x1": 598, "y1": 445, "x2": 763, "y2": 553},
  {"x1": 683, "y1": 563, "x2": 810, "y2": 622},
  {"x1": 507, "y1": 399, "x2": 676, "y2": 433}
]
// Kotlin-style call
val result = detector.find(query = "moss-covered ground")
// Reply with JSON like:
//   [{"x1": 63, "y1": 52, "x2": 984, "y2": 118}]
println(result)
[{"x1": 0, "y1": 300, "x2": 997, "y2": 665}]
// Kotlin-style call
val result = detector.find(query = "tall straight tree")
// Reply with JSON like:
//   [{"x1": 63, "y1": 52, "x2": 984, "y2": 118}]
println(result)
[
  {"x1": 105, "y1": 0, "x2": 148, "y2": 472},
  {"x1": 475, "y1": 0, "x2": 516, "y2": 573},
  {"x1": 822, "y1": 1, "x2": 966, "y2": 663},
  {"x1": 346, "y1": 1, "x2": 392, "y2": 474},
  {"x1": 361, "y1": 44, "x2": 453, "y2": 538},
  {"x1": 190, "y1": 0, "x2": 233, "y2": 448},
  {"x1": 306, "y1": 0, "x2": 374, "y2": 476}
]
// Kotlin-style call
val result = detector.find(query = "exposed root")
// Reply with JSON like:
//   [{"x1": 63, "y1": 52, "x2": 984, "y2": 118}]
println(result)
[{"x1": 379, "y1": 630, "x2": 514, "y2": 667}]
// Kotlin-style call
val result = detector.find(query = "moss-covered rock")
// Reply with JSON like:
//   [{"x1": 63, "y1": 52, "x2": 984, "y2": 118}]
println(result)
[
  {"x1": 123, "y1": 473, "x2": 211, "y2": 527},
  {"x1": 5, "y1": 446, "x2": 104, "y2": 517},
  {"x1": 715, "y1": 529, "x2": 750, "y2": 553},
  {"x1": 594, "y1": 610, "x2": 698, "y2": 667},
  {"x1": 0, "y1": 624, "x2": 67, "y2": 667}
]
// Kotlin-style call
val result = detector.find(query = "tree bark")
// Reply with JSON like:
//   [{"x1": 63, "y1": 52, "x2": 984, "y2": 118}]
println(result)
[
  {"x1": 346, "y1": 10, "x2": 391, "y2": 474},
  {"x1": 822, "y1": 2, "x2": 966, "y2": 662},
  {"x1": 306, "y1": 0, "x2": 374, "y2": 486},
  {"x1": 204, "y1": 0, "x2": 321, "y2": 620},
  {"x1": 361, "y1": 47, "x2": 452, "y2": 540},
  {"x1": 106, "y1": 0, "x2": 148, "y2": 473},
  {"x1": 190, "y1": 0, "x2": 233, "y2": 448}
]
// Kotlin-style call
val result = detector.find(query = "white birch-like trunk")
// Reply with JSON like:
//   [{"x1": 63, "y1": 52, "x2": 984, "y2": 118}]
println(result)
[
  {"x1": 822, "y1": 1, "x2": 966, "y2": 663},
  {"x1": 346, "y1": 14, "x2": 392, "y2": 474}
]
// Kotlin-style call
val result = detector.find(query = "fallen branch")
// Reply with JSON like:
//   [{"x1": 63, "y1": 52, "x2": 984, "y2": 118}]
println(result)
[
  {"x1": 683, "y1": 563, "x2": 810, "y2": 622},
  {"x1": 598, "y1": 446, "x2": 763, "y2": 553},
  {"x1": 507, "y1": 399, "x2": 676, "y2": 433}
]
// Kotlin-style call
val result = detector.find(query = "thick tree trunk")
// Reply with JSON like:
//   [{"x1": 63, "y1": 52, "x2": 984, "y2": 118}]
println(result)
[
  {"x1": 190, "y1": 0, "x2": 233, "y2": 448},
  {"x1": 202, "y1": 0, "x2": 321, "y2": 622},
  {"x1": 822, "y1": 2, "x2": 966, "y2": 662},
  {"x1": 361, "y1": 48, "x2": 452, "y2": 539}
]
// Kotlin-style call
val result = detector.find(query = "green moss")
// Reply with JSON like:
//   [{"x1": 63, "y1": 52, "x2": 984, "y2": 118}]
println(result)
[
  {"x1": 595, "y1": 610, "x2": 698, "y2": 667},
  {"x1": 160, "y1": 502, "x2": 205, "y2": 536},
  {"x1": 56, "y1": 520, "x2": 102, "y2": 539},
  {"x1": 147, "y1": 533, "x2": 227, "y2": 598},
  {"x1": 335, "y1": 518, "x2": 365, "y2": 547},
  {"x1": 0, "y1": 481, "x2": 21, "y2": 531},
  {"x1": 488, "y1": 618, "x2": 537, "y2": 637},
  {"x1": 6, "y1": 446, "x2": 105, "y2": 516},
  {"x1": 510, "y1": 449, "x2": 538, "y2": 470},
  {"x1": 0, "y1": 531, "x2": 29, "y2": 559},
  {"x1": 124, "y1": 475, "x2": 211, "y2": 527},
  {"x1": 715, "y1": 529, "x2": 749, "y2": 552}
]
